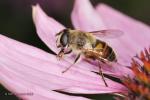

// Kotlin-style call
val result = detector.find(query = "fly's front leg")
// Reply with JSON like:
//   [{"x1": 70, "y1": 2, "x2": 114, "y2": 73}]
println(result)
[
  {"x1": 64, "y1": 49, "x2": 72, "y2": 54},
  {"x1": 62, "y1": 54, "x2": 81, "y2": 73},
  {"x1": 57, "y1": 48, "x2": 65, "y2": 60},
  {"x1": 57, "y1": 48, "x2": 72, "y2": 60}
]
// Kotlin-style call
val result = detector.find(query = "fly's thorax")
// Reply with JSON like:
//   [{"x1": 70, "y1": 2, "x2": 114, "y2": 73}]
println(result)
[{"x1": 69, "y1": 31, "x2": 96, "y2": 49}]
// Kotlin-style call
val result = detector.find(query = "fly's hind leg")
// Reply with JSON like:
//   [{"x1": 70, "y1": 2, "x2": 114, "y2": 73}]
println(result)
[
  {"x1": 62, "y1": 54, "x2": 81, "y2": 73},
  {"x1": 98, "y1": 60, "x2": 108, "y2": 87}
]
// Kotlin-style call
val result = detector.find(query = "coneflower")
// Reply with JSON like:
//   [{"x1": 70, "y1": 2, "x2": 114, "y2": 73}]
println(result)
[{"x1": 0, "y1": 0, "x2": 150, "y2": 99}]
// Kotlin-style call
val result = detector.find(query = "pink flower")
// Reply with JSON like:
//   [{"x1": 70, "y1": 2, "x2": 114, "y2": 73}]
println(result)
[{"x1": 0, "y1": 0, "x2": 150, "y2": 99}]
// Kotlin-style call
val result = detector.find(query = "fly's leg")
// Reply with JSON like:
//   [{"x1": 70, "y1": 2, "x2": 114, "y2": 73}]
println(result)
[
  {"x1": 56, "y1": 48, "x2": 65, "y2": 60},
  {"x1": 62, "y1": 54, "x2": 81, "y2": 73},
  {"x1": 64, "y1": 49, "x2": 72, "y2": 54},
  {"x1": 57, "y1": 49, "x2": 72, "y2": 60},
  {"x1": 98, "y1": 60, "x2": 108, "y2": 87}
]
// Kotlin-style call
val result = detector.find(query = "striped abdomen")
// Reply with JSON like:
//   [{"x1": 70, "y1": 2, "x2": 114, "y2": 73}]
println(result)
[
  {"x1": 84, "y1": 40, "x2": 117, "y2": 62},
  {"x1": 94, "y1": 40, "x2": 117, "y2": 62}
]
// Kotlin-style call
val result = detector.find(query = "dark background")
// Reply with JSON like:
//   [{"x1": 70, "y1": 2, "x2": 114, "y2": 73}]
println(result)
[{"x1": 0, "y1": 0, "x2": 150, "y2": 100}]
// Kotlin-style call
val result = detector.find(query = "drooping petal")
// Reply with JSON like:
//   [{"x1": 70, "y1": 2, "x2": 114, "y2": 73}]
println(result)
[
  {"x1": 96, "y1": 4, "x2": 150, "y2": 66},
  {"x1": 0, "y1": 34, "x2": 127, "y2": 96},
  {"x1": 0, "y1": 68, "x2": 89, "y2": 100},
  {"x1": 71, "y1": 0, "x2": 105, "y2": 31},
  {"x1": 32, "y1": 4, "x2": 65, "y2": 53}
]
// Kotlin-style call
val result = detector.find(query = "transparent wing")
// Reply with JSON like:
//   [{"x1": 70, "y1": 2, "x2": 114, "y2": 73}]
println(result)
[{"x1": 90, "y1": 29, "x2": 124, "y2": 39}]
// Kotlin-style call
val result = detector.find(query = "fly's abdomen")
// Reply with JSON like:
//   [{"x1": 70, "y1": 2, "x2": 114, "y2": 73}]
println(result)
[
  {"x1": 95, "y1": 40, "x2": 117, "y2": 62},
  {"x1": 103, "y1": 45, "x2": 117, "y2": 62}
]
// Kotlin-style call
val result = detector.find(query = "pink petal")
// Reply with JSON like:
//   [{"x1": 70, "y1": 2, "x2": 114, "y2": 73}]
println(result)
[
  {"x1": 0, "y1": 67, "x2": 89, "y2": 100},
  {"x1": 32, "y1": 3, "x2": 132, "y2": 78},
  {"x1": 0, "y1": 34, "x2": 127, "y2": 97},
  {"x1": 64, "y1": 56, "x2": 133, "y2": 78},
  {"x1": 96, "y1": 4, "x2": 150, "y2": 66},
  {"x1": 32, "y1": 4, "x2": 65, "y2": 53},
  {"x1": 71, "y1": 0, "x2": 105, "y2": 31}
]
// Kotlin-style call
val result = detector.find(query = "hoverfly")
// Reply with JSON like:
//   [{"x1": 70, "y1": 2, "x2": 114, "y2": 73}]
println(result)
[{"x1": 56, "y1": 29, "x2": 123, "y2": 87}]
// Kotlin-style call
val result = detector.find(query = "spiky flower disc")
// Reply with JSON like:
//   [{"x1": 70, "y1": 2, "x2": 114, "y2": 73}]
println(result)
[{"x1": 123, "y1": 48, "x2": 150, "y2": 100}]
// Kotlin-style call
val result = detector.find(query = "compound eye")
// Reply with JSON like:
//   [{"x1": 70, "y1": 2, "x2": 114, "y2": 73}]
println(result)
[{"x1": 60, "y1": 31, "x2": 69, "y2": 47}]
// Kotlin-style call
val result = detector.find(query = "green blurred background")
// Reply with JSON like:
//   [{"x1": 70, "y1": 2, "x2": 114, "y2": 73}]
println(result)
[{"x1": 0, "y1": 0, "x2": 150, "y2": 100}]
